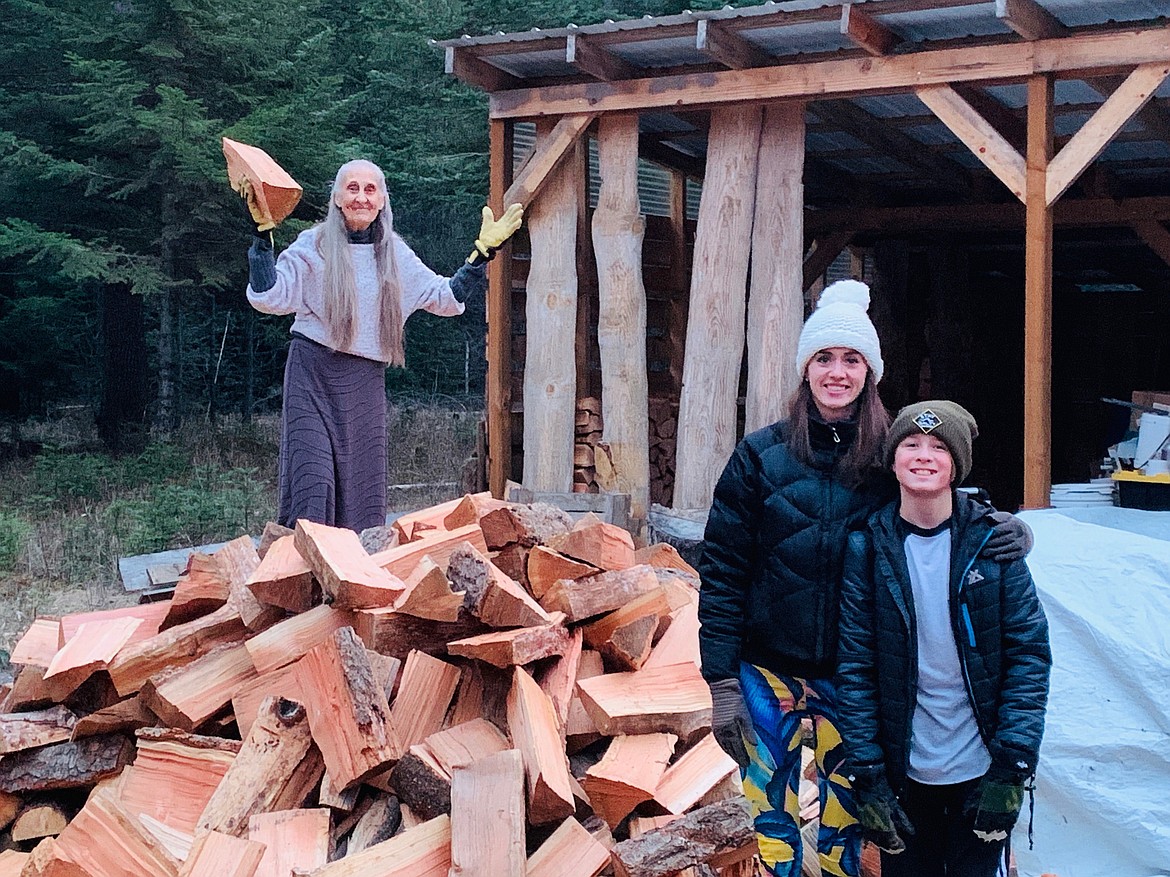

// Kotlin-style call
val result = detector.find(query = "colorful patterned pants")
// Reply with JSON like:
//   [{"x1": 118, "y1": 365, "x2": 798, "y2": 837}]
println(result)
[{"x1": 739, "y1": 663, "x2": 863, "y2": 877}]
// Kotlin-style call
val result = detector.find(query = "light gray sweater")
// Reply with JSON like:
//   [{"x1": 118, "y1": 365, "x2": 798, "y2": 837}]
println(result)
[{"x1": 246, "y1": 226, "x2": 465, "y2": 363}]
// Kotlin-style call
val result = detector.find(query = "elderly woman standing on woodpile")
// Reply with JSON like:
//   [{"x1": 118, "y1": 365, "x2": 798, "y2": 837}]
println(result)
[
  {"x1": 242, "y1": 159, "x2": 521, "y2": 532},
  {"x1": 697, "y1": 280, "x2": 1032, "y2": 877}
]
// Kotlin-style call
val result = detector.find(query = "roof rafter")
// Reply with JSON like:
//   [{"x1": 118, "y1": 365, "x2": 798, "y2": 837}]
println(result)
[
  {"x1": 566, "y1": 33, "x2": 637, "y2": 82},
  {"x1": 840, "y1": 4, "x2": 901, "y2": 57},
  {"x1": 695, "y1": 20, "x2": 772, "y2": 70}
]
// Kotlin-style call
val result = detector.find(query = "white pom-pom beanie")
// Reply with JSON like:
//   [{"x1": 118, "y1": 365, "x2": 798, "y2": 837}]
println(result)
[{"x1": 795, "y1": 279, "x2": 884, "y2": 383}]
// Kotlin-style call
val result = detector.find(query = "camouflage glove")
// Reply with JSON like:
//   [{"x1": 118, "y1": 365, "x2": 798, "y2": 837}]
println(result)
[
  {"x1": 467, "y1": 203, "x2": 523, "y2": 265},
  {"x1": 849, "y1": 765, "x2": 914, "y2": 854},
  {"x1": 709, "y1": 678, "x2": 755, "y2": 770},
  {"x1": 982, "y1": 511, "x2": 1033, "y2": 562},
  {"x1": 965, "y1": 761, "x2": 1029, "y2": 842}
]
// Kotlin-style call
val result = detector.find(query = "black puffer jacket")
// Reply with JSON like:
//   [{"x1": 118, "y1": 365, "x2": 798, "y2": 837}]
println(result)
[
  {"x1": 698, "y1": 416, "x2": 891, "y2": 683},
  {"x1": 836, "y1": 493, "x2": 1051, "y2": 793}
]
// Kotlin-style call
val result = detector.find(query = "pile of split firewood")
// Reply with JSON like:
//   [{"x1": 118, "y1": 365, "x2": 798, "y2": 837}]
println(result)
[{"x1": 0, "y1": 493, "x2": 769, "y2": 877}]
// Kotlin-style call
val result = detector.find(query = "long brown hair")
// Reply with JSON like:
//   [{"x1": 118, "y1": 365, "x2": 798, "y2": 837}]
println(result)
[{"x1": 786, "y1": 371, "x2": 890, "y2": 485}]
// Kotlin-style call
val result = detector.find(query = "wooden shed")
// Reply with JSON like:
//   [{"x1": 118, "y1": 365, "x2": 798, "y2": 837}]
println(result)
[{"x1": 437, "y1": 0, "x2": 1170, "y2": 531}]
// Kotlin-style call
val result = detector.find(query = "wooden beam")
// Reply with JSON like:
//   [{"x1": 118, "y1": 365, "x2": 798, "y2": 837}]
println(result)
[
  {"x1": 803, "y1": 231, "x2": 853, "y2": 291},
  {"x1": 695, "y1": 20, "x2": 771, "y2": 70},
  {"x1": 523, "y1": 118, "x2": 581, "y2": 493},
  {"x1": 567, "y1": 33, "x2": 637, "y2": 81},
  {"x1": 1046, "y1": 62, "x2": 1170, "y2": 204},
  {"x1": 814, "y1": 99, "x2": 971, "y2": 192},
  {"x1": 1024, "y1": 74, "x2": 1054, "y2": 509},
  {"x1": 489, "y1": 27, "x2": 1170, "y2": 118},
  {"x1": 503, "y1": 113, "x2": 596, "y2": 209},
  {"x1": 746, "y1": 101, "x2": 805, "y2": 433},
  {"x1": 840, "y1": 4, "x2": 899, "y2": 57},
  {"x1": 1131, "y1": 219, "x2": 1170, "y2": 268},
  {"x1": 445, "y1": 46, "x2": 520, "y2": 92},
  {"x1": 953, "y1": 84, "x2": 1028, "y2": 152},
  {"x1": 485, "y1": 92, "x2": 513, "y2": 505},
  {"x1": 915, "y1": 84, "x2": 1027, "y2": 200},
  {"x1": 995, "y1": 0, "x2": 1067, "y2": 42},
  {"x1": 673, "y1": 104, "x2": 761, "y2": 510},
  {"x1": 593, "y1": 113, "x2": 650, "y2": 537}
]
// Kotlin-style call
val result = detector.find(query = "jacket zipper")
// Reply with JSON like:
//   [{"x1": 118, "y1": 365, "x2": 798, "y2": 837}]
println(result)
[{"x1": 955, "y1": 529, "x2": 994, "y2": 746}]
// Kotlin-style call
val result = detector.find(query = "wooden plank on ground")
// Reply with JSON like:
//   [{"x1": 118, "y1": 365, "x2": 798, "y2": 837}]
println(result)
[
  {"x1": 295, "y1": 520, "x2": 405, "y2": 609},
  {"x1": 248, "y1": 809, "x2": 331, "y2": 877},
  {"x1": 448, "y1": 749, "x2": 525, "y2": 877},
  {"x1": 506, "y1": 666, "x2": 574, "y2": 824},
  {"x1": 577, "y1": 661, "x2": 711, "y2": 740},
  {"x1": 296, "y1": 626, "x2": 399, "y2": 790}
]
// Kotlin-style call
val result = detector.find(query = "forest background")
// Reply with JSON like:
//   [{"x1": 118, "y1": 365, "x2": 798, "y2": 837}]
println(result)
[{"x1": 0, "y1": 0, "x2": 742, "y2": 630}]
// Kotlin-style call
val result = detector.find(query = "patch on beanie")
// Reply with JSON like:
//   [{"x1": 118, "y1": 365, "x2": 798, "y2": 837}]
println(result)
[{"x1": 913, "y1": 409, "x2": 943, "y2": 433}]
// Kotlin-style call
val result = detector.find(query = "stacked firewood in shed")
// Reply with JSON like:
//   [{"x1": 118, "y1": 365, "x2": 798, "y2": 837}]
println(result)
[
  {"x1": 0, "y1": 493, "x2": 763, "y2": 877},
  {"x1": 572, "y1": 397, "x2": 678, "y2": 508}
]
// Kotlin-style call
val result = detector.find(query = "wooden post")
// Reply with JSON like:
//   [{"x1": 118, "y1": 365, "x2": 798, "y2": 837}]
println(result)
[
  {"x1": 1024, "y1": 74, "x2": 1054, "y2": 509},
  {"x1": 745, "y1": 101, "x2": 806, "y2": 433},
  {"x1": 487, "y1": 119, "x2": 514, "y2": 498},
  {"x1": 524, "y1": 118, "x2": 579, "y2": 493},
  {"x1": 592, "y1": 113, "x2": 650, "y2": 537},
  {"x1": 673, "y1": 105, "x2": 762, "y2": 510}
]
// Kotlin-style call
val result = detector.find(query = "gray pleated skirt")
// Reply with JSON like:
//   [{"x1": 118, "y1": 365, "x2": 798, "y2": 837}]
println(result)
[{"x1": 278, "y1": 334, "x2": 387, "y2": 532}]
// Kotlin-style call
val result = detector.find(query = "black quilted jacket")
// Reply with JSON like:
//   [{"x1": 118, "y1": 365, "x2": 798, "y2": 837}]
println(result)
[
  {"x1": 836, "y1": 493, "x2": 1052, "y2": 792},
  {"x1": 697, "y1": 416, "x2": 891, "y2": 683}
]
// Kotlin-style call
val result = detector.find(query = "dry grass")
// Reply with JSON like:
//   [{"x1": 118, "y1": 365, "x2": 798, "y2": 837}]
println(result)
[{"x1": 0, "y1": 400, "x2": 481, "y2": 653}]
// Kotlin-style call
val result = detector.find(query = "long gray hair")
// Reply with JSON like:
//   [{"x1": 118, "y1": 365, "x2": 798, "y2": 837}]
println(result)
[{"x1": 315, "y1": 159, "x2": 405, "y2": 364}]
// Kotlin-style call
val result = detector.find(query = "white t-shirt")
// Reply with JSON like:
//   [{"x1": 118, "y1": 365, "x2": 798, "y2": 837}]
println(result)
[{"x1": 901, "y1": 518, "x2": 991, "y2": 785}]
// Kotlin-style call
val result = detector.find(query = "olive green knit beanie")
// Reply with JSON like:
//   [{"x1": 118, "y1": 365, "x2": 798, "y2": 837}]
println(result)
[{"x1": 884, "y1": 400, "x2": 978, "y2": 484}]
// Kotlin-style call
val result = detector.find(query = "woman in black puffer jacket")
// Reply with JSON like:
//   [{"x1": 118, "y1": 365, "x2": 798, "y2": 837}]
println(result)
[{"x1": 698, "y1": 282, "x2": 1030, "y2": 877}]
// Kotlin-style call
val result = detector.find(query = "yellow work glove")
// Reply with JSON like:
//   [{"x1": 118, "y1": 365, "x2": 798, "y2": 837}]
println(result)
[
  {"x1": 236, "y1": 178, "x2": 277, "y2": 234},
  {"x1": 468, "y1": 202, "x2": 524, "y2": 264}
]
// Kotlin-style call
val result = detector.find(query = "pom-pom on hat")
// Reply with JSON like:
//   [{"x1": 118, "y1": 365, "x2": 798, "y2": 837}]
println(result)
[
  {"x1": 885, "y1": 400, "x2": 979, "y2": 485},
  {"x1": 796, "y1": 279, "x2": 884, "y2": 383}
]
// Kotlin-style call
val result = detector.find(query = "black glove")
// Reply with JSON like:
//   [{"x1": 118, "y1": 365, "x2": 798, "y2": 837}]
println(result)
[
  {"x1": 982, "y1": 511, "x2": 1033, "y2": 563},
  {"x1": 709, "y1": 678, "x2": 755, "y2": 770},
  {"x1": 965, "y1": 759, "x2": 1030, "y2": 842},
  {"x1": 849, "y1": 765, "x2": 914, "y2": 854}
]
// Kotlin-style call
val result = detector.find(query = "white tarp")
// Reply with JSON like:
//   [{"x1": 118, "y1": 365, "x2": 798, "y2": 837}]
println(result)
[{"x1": 1014, "y1": 509, "x2": 1170, "y2": 877}]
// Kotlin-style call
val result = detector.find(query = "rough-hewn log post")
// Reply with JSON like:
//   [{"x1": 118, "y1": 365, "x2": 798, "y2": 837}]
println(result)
[
  {"x1": 487, "y1": 120, "x2": 514, "y2": 497},
  {"x1": 745, "y1": 102, "x2": 805, "y2": 433},
  {"x1": 523, "y1": 119, "x2": 580, "y2": 492},
  {"x1": 673, "y1": 105, "x2": 762, "y2": 509},
  {"x1": 592, "y1": 114, "x2": 650, "y2": 538}
]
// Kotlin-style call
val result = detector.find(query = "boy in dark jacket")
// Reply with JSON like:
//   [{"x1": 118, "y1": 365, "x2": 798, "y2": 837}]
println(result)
[{"x1": 836, "y1": 401, "x2": 1051, "y2": 877}]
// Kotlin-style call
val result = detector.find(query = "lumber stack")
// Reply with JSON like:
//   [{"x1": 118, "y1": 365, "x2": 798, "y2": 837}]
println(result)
[
  {"x1": 0, "y1": 495, "x2": 760, "y2": 876},
  {"x1": 574, "y1": 396, "x2": 679, "y2": 508}
]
